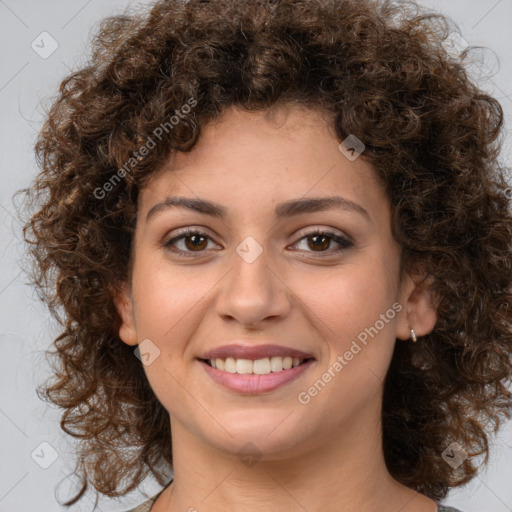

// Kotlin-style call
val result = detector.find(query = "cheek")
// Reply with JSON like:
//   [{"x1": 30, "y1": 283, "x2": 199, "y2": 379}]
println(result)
[
  {"x1": 129, "y1": 262, "x2": 212, "y2": 409},
  {"x1": 304, "y1": 257, "x2": 398, "y2": 331},
  {"x1": 129, "y1": 258, "x2": 218, "y2": 394},
  {"x1": 294, "y1": 249, "x2": 400, "y2": 374},
  {"x1": 131, "y1": 255, "x2": 207, "y2": 339}
]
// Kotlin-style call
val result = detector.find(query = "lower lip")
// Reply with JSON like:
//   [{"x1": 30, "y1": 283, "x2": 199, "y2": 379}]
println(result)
[{"x1": 199, "y1": 359, "x2": 315, "y2": 394}]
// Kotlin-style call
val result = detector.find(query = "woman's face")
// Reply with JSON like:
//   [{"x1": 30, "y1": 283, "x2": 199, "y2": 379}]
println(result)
[{"x1": 117, "y1": 105, "x2": 425, "y2": 460}]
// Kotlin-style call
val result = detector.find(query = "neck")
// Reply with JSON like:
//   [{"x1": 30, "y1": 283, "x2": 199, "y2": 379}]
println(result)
[{"x1": 152, "y1": 404, "x2": 437, "y2": 512}]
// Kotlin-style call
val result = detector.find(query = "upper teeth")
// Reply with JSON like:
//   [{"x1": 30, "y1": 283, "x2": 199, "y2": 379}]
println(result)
[{"x1": 209, "y1": 356, "x2": 305, "y2": 374}]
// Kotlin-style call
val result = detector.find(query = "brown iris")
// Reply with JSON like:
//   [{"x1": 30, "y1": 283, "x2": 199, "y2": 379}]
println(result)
[
  {"x1": 184, "y1": 233, "x2": 208, "y2": 251},
  {"x1": 307, "y1": 234, "x2": 330, "y2": 251}
]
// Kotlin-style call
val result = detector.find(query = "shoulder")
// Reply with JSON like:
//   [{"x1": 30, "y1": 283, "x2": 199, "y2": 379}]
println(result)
[
  {"x1": 125, "y1": 496, "x2": 157, "y2": 512},
  {"x1": 125, "y1": 480, "x2": 172, "y2": 512}
]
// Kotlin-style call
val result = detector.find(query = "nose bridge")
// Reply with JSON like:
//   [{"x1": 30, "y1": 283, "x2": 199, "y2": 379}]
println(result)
[{"x1": 216, "y1": 238, "x2": 291, "y2": 325}]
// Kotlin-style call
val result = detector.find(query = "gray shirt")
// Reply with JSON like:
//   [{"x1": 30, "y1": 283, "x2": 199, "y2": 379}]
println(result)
[{"x1": 126, "y1": 486, "x2": 464, "y2": 512}]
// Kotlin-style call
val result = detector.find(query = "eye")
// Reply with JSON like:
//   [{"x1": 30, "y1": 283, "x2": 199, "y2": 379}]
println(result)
[
  {"x1": 163, "y1": 227, "x2": 353, "y2": 258},
  {"x1": 291, "y1": 229, "x2": 353, "y2": 255},
  {"x1": 163, "y1": 228, "x2": 220, "y2": 257}
]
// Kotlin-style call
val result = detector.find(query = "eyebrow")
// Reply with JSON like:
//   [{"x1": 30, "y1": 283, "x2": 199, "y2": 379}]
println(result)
[{"x1": 145, "y1": 195, "x2": 371, "y2": 223}]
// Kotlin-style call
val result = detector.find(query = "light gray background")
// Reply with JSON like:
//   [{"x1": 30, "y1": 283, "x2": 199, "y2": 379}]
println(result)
[{"x1": 1, "y1": 1, "x2": 511, "y2": 511}]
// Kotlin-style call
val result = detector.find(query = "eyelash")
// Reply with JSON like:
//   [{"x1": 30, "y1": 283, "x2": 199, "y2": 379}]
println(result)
[{"x1": 163, "y1": 227, "x2": 354, "y2": 258}]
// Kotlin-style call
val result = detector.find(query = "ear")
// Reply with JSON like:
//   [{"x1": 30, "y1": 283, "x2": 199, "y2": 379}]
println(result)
[
  {"x1": 113, "y1": 282, "x2": 138, "y2": 346},
  {"x1": 396, "y1": 273, "x2": 437, "y2": 341}
]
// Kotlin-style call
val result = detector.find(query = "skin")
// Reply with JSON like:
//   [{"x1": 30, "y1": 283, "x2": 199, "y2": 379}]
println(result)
[{"x1": 116, "y1": 104, "x2": 438, "y2": 512}]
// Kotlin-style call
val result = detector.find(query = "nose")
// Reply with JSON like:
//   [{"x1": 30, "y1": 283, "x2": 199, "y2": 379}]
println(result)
[{"x1": 215, "y1": 245, "x2": 292, "y2": 328}]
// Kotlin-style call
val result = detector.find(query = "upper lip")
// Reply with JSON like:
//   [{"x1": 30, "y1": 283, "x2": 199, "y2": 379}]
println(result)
[{"x1": 199, "y1": 344, "x2": 315, "y2": 361}]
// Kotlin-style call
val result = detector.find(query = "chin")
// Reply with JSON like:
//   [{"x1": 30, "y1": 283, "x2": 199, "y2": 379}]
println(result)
[{"x1": 205, "y1": 412, "x2": 312, "y2": 458}]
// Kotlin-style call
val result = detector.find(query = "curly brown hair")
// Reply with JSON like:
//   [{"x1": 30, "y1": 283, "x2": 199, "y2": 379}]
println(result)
[{"x1": 21, "y1": 0, "x2": 512, "y2": 506}]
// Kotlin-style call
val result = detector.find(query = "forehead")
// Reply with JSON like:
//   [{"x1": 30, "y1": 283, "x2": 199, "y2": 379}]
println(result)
[{"x1": 138, "y1": 105, "x2": 386, "y2": 223}]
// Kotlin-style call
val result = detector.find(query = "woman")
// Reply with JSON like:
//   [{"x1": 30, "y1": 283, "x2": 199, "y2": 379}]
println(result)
[{"x1": 23, "y1": 0, "x2": 512, "y2": 510}]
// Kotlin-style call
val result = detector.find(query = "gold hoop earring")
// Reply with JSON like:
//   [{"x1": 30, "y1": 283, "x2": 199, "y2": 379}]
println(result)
[{"x1": 410, "y1": 329, "x2": 417, "y2": 343}]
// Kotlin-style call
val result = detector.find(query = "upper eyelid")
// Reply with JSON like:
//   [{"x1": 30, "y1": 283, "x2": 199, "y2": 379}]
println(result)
[
  {"x1": 165, "y1": 226, "x2": 350, "y2": 241},
  {"x1": 293, "y1": 226, "x2": 352, "y2": 242}
]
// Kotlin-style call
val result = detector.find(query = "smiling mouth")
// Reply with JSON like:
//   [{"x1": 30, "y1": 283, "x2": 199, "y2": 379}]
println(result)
[{"x1": 199, "y1": 356, "x2": 314, "y2": 375}]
